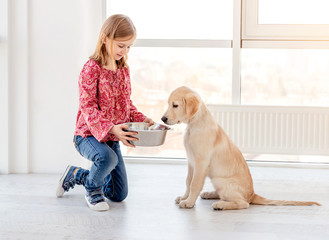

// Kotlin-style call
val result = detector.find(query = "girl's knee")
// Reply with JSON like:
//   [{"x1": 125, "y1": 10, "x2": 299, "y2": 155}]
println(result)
[
  {"x1": 103, "y1": 185, "x2": 128, "y2": 202},
  {"x1": 110, "y1": 190, "x2": 128, "y2": 202},
  {"x1": 96, "y1": 149, "x2": 118, "y2": 169}
]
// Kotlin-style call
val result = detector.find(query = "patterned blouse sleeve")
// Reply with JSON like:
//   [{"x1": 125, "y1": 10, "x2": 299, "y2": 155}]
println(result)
[
  {"x1": 79, "y1": 60, "x2": 113, "y2": 142},
  {"x1": 129, "y1": 100, "x2": 147, "y2": 122}
]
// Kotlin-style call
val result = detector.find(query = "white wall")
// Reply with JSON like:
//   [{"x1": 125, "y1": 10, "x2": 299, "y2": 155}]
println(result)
[
  {"x1": 1, "y1": 0, "x2": 105, "y2": 173},
  {"x1": 0, "y1": 0, "x2": 9, "y2": 174}
]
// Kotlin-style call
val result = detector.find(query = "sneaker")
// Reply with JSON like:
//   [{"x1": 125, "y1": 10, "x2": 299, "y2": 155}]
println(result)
[
  {"x1": 85, "y1": 190, "x2": 109, "y2": 211},
  {"x1": 56, "y1": 165, "x2": 80, "y2": 197}
]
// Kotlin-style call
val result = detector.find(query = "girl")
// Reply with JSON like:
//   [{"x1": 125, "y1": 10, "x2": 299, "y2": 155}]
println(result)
[{"x1": 56, "y1": 14, "x2": 154, "y2": 211}]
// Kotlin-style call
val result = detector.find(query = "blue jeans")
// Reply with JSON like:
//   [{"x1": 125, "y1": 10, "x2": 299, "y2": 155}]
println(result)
[{"x1": 73, "y1": 135, "x2": 128, "y2": 202}]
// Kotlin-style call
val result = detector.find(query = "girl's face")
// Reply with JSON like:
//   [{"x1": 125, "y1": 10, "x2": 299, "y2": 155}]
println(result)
[{"x1": 104, "y1": 35, "x2": 136, "y2": 61}]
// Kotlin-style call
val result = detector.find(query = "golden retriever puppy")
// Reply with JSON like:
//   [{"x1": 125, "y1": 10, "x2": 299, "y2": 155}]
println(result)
[{"x1": 161, "y1": 86, "x2": 320, "y2": 210}]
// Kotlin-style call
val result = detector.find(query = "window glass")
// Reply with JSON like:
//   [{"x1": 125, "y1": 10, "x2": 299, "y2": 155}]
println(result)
[
  {"x1": 122, "y1": 47, "x2": 232, "y2": 157},
  {"x1": 241, "y1": 49, "x2": 329, "y2": 106},
  {"x1": 107, "y1": 0, "x2": 232, "y2": 39},
  {"x1": 259, "y1": 0, "x2": 329, "y2": 24}
]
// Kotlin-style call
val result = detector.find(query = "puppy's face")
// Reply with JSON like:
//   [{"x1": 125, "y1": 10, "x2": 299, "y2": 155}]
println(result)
[{"x1": 161, "y1": 86, "x2": 200, "y2": 125}]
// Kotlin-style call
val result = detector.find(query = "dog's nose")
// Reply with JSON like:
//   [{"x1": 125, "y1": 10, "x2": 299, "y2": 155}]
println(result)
[{"x1": 161, "y1": 116, "x2": 168, "y2": 123}]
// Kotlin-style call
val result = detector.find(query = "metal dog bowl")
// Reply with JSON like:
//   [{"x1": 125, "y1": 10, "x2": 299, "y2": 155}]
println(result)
[{"x1": 123, "y1": 122, "x2": 171, "y2": 146}]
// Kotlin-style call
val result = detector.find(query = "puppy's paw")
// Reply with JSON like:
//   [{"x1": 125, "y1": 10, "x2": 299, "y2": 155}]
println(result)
[
  {"x1": 212, "y1": 201, "x2": 225, "y2": 211},
  {"x1": 175, "y1": 196, "x2": 183, "y2": 204},
  {"x1": 200, "y1": 191, "x2": 220, "y2": 199},
  {"x1": 178, "y1": 200, "x2": 195, "y2": 209}
]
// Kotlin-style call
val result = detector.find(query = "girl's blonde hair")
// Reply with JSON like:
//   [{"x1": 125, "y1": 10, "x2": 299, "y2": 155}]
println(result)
[{"x1": 90, "y1": 14, "x2": 136, "y2": 68}]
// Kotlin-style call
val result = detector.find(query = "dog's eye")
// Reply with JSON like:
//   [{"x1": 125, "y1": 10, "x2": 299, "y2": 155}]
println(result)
[{"x1": 173, "y1": 104, "x2": 178, "y2": 108}]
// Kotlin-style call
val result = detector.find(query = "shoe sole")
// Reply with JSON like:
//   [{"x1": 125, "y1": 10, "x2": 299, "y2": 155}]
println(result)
[
  {"x1": 84, "y1": 195, "x2": 109, "y2": 211},
  {"x1": 56, "y1": 165, "x2": 72, "y2": 198}
]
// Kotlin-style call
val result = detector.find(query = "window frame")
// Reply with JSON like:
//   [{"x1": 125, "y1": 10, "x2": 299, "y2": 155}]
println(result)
[{"x1": 242, "y1": 0, "x2": 329, "y2": 48}]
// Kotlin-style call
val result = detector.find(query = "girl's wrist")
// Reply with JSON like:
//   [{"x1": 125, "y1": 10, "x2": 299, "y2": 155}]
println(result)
[{"x1": 109, "y1": 125, "x2": 115, "y2": 134}]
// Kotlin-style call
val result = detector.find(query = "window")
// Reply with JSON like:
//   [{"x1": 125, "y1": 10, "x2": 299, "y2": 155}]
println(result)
[
  {"x1": 128, "y1": 47, "x2": 232, "y2": 158},
  {"x1": 107, "y1": 0, "x2": 232, "y2": 39},
  {"x1": 241, "y1": 0, "x2": 329, "y2": 107},
  {"x1": 243, "y1": 0, "x2": 329, "y2": 40},
  {"x1": 107, "y1": 0, "x2": 233, "y2": 159},
  {"x1": 241, "y1": 49, "x2": 329, "y2": 106},
  {"x1": 258, "y1": 0, "x2": 329, "y2": 24},
  {"x1": 106, "y1": 0, "x2": 329, "y2": 163}
]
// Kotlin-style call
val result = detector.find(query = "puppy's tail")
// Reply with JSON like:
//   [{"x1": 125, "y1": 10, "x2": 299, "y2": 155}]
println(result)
[{"x1": 251, "y1": 194, "x2": 321, "y2": 206}]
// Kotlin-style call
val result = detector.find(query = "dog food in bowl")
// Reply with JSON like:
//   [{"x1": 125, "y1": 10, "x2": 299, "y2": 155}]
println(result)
[{"x1": 123, "y1": 122, "x2": 170, "y2": 146}]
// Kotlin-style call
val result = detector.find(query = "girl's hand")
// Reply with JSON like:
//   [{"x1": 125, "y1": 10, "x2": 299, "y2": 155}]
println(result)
[
  {"x1": 143, "y1": 117, "x2": 155, "y2": 126},
  {"x1": 109, "y1": 124, "x2": 138, "y2": 148}
]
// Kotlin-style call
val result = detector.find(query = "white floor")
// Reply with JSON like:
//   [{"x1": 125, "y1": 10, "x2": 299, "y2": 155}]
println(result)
[{"x1": 1, "y1": 163, "x2": 329, "y2": 240}]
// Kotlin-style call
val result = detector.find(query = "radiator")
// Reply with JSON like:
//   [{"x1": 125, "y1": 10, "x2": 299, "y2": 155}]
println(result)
[{"x1": 207, "y1": 105, "x2": 329, "y2": 155}]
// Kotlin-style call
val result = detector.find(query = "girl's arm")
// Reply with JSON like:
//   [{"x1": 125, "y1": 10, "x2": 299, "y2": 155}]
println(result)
[
  {"x1": 129, "y1": 100, "x2": 154, "y2": 125},
  {"x1": 129, "y1": 100, "x2": 147, "y2": 122},
  {"x1": 79, "y1": 61, "x2": 113, "y2": 142}
]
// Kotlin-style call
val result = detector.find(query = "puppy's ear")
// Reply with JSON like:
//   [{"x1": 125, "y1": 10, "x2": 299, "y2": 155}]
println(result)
[{"x1": 185, "y1": 93, "x2": 200, "y2": 119}]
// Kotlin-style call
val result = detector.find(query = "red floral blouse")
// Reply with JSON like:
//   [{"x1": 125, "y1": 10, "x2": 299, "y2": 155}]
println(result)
[{"x1": 74, "y1": 59, "x2": 146, "y2": 142}]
